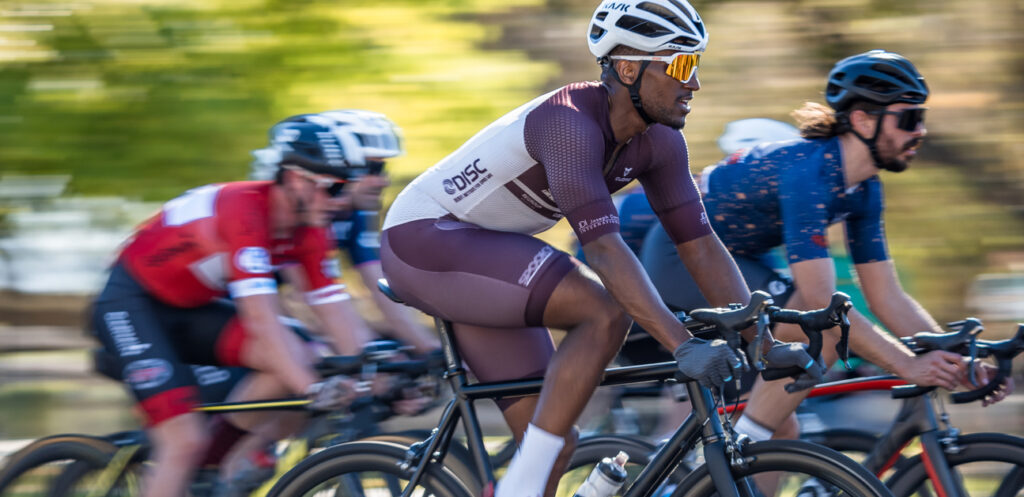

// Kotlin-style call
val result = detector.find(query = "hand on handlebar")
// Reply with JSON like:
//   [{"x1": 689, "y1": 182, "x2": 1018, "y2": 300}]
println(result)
[
  {"x1": 764, "y1": 340, "x2": 827, "y2": 392},
  {"x1": 674, "y1": 337, "x2": 747, "y2": 389},
  {"x1": 966, "y1": 360, "x2": 1014, "y2": 406},
  {"x1": 897, "y1": 350, "x2": 965, "y2": 391},
  {"x1": 305, "y1": 375, "x2": 362, "y2": 411}
]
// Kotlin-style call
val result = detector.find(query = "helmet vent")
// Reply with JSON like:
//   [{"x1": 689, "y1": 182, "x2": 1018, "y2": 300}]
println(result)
[
  {"x1": 637, "y1": 2, "x2": 697, "y2": 36},
  {"x1": 853, "y1": 75, "x2": 899, "y2": 94},
  {"x1": 595, "y1": 11, "x2": 608, "y2": 21},
  {"x1": 871, "y1": 63, "x2": 916, "y2": 87},
  {"x1": 589, "y1": 25, "x2": 607, "y2": 42},
  {"x1": 615, "y1": 14, "x2": 673, "y2": 38},
  {"x1": 669, "y1": 36, "x2": 700, "y2": 48},
  {"x1": 668, "y1": 0, "x2": 704, "y2": 37}
]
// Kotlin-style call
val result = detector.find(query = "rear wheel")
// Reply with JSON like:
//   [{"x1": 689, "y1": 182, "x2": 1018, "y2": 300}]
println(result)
[
  {"x1": 886, "y1": 434, "x2": 1024, "y2": 497},
  {"x1": 672, "y1": 439, "x2": 893, "y2": 497},
  {"x1": 0, "y1": 434, "x2": 142, "y2": 497},
  {"x1": 266, "y1": 440, "x2": 472, "y2": 497}
]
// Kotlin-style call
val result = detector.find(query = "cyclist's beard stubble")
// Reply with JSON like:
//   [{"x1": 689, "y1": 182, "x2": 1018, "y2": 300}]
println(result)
[
  {"x1": 879, "y1": 136, "x2": 923, "y2": 173},
  {"x1": 642, "y1": 97, "x2": 687, "y2": 130}
]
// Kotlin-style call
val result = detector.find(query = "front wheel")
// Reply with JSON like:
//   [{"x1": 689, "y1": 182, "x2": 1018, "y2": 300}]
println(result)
[
  {"x1": 0, "y1": 435, "x2": 118, "y2": 497},
  {"x1": 266, "y1": 440, "x2": 472, "y2": 497},
  {"x1": 886, "y1": 433, "x2": 1024, "y2": 497},
  {"x1": 671, "y1": 439, "x2": 893, "y2": 497}
]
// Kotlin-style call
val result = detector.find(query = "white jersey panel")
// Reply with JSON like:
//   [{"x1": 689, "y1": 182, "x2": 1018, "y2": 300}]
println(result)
[{"x1": 384, "y1": 88, "x2": 562, "y2": 233}]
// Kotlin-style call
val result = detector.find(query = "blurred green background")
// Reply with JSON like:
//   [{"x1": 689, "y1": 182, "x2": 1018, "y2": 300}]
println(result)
[
  {"x1": 0, "y1": 0, "x2": 1022, "y2": 441},
  {"x1": 1, "y1": 0, "x2": 1021, "y2": 323}
]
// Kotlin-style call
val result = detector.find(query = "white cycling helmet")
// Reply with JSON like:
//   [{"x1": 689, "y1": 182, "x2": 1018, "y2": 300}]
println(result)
[
  {"x1": 316, "y1": 110, "x2": 404, "y2": 165},
  {"x1": 717, "y1": 118, "x2": 800, "y2": 155},
  {"x1": 587, "y1": 0, "x2": 708, "y2": 58}
]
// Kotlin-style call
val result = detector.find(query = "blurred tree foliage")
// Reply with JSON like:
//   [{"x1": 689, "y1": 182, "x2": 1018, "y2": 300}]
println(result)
[
  {"x1": 0, "y1": 0, "x2": 1021, "y2": 322},
  {"x1": 0, "y1": 0, "x2": 557, "y2": 199}
]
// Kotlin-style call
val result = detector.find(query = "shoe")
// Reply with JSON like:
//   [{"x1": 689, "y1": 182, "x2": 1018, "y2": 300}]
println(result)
[{"x1": 213, "y1": 450, "x2": 276, "y2": 497}]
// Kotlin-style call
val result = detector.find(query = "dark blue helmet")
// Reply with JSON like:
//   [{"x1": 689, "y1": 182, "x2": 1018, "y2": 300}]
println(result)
[{"x1": 825, "y1": 50, "x2": 929, "y2": 112}]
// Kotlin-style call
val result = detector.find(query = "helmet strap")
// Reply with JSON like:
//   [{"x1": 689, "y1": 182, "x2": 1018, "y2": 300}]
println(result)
[
  {"x1": 610, "y1": 59, "x2": 655, "y2": 125},
  {"x1": 848, "y1": 113, "x2": 887, "y2": 170}
]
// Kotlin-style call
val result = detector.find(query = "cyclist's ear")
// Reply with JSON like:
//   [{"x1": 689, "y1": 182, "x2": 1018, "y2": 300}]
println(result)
[{"x1": 613, "y1": 59, "x2": 641, "y2": 85}]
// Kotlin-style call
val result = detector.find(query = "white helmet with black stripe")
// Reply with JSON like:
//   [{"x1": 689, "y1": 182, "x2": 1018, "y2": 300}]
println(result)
[
  {"x1": 316, "y1": 110, "x2": 404, "y2": 165},
  {"x1": 587, "y1": 0, "x2": 708, "y2": 59}
]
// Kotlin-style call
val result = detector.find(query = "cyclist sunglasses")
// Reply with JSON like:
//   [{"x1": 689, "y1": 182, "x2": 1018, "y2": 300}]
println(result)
[
  {"x1": 873, "y1": 107, "x2": 927, "y2": 132},
  {"x1": 608, "y1": 52, "x2": 702, "y2": 83}
]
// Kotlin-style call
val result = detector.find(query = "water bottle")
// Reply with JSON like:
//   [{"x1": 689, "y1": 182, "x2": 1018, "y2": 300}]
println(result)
[{"x1": 573, "y1": 451, "x2": 629, "y2": 497}]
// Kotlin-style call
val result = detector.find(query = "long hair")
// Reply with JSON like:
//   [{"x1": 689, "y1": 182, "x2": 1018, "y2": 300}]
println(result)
[{"x1": 791, "y1": 101, "x2": 886, "y2": 139}]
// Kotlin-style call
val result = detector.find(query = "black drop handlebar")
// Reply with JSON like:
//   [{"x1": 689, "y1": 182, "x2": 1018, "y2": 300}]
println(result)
[
  {"x1": 682, "y1": 290, "x2": 853, "y2": 390},
  {"x1": 892, "y1": 320, "x2": 1024, "y2": 403}
]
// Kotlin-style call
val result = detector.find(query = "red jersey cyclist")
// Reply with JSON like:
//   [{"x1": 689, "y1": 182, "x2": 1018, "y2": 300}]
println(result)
[{"x1": 89, "y1": 119, "x2": 373, "y2": 497}]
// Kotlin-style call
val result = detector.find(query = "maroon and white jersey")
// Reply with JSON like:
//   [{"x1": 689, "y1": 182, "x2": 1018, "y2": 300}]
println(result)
[
  {"x1": 119, "y1": 182, "x2": 344, "y2": 308},
  {"x1": 383, "y1": 82, "x2": 711, "y2": 246}
]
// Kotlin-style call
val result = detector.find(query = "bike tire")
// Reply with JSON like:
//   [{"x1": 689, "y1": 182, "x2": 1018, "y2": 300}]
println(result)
[
  {"x1": 671, "y1": 439, "x2": 893, "y2": 497},
  {"x1": 803, "y1": 428, "x2": 913, "y2": 475},
  {"x1": 0, "y1": 435, "x2": 118, "y2": 497},
  {"x1": 362, "y1": 430, "x2": 482, "y2": 494},
  {"x1": 886, "y1": 433, "x2": 1024, "y2": 497},
  {"x1": 265, "y1": 440, "x2": 473, "y2": 497}
]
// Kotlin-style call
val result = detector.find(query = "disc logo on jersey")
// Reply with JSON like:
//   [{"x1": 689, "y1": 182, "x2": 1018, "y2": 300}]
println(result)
[
  {"x1": 123, "y1": 359, "x2": 173, "y2": 390},
  {"x1": 235, "y1": 247, "x2": 272, "y2": 274},
  {"x1": 442, "y1": 159, "x2": 493, "y2": 203}
]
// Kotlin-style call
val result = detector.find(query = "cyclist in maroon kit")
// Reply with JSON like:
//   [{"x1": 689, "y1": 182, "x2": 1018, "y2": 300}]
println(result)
[
  {"x1": 379, "y1": 1, "x2": 820, "y2": 495},
  {"x1": 90, "y1": 120, "x2": 373, "y2": 497}
]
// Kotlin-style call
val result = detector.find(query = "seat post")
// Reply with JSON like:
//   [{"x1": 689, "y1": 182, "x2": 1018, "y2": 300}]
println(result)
[{"x1": 435, "y1": 317, "x2": 469, "y2": 389}]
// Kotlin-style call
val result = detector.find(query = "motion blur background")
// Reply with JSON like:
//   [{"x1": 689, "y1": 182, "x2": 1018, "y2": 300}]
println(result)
[{"x1": 0, "y1": 0, "x2": 1021, "y2": 441}]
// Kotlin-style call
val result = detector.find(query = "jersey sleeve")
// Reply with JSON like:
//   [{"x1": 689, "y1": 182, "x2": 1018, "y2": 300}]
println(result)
[
  {"x1": 844, "y1": 179, "x2": 890, "y2": 264},
  {"x1": 293, "y1": 227, "x2": 350, "y2": 306},
  {"x1": 525, "y1": 102, "x2": 620, "y2": 246},
  {"x1": 637, "y1": 127, "x2": 712, "y2": 244},
  {"x1": 219, "y1": 190, "x2": 279, "y2": 299},
  {"x1": 779, "y1": 160, "x2": 832, "y2": 263},
  {"x1": 345, "y1": 210, "x2": 381, "y2": 266}
]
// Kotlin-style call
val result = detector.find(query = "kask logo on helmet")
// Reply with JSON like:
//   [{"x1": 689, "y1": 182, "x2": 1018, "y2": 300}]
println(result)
[
  {"x1": 602, "y1": 2, "x2": 630, "y2": 12},
  {"x1": 442, "y1": 159, "x2": 493, "y2": 203}
]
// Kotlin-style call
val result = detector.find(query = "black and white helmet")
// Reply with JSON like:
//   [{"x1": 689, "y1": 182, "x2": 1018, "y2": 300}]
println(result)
[
  {"x1": 250, "y1": 119, "x2": 354, "y2": 181},
  {"x1": 314, "y1": 110, "x2": 404, "y2": 165},
  {"x1": 587, "y1": 0, "x2": 708, "y2": 58}
]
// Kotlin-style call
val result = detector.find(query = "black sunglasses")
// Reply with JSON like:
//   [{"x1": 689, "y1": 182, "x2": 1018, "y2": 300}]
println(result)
[{"x1": 872, "y1": 107, "x2": 926, "y2": 132}]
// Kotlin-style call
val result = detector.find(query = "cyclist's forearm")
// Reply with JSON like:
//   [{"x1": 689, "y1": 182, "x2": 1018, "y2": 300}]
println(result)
[
  {"x1": 583, "y1": 235, "x2": 688, "y2": 350},
  {"x1": 676, "y1": 235, "x2": 765, "y2": 346},
  {"x1": 313, "y1": 300, "x2": 377, "y2": 355},
  {"x1": 236, "y1": 295, "x2": 319, "y2": 393},
  {"x1": 869, "y1": 291, "x2": 942, "y2": 337},
  {"x1": 245, "y1": 319, "x2": 319, "y2": 393},
  {"x1": 846, "y1": 308, "x2": 916, "y2": 374}
]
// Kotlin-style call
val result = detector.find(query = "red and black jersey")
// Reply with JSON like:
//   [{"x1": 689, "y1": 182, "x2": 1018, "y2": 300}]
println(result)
[{"x1": 120, "y1": 181, "x2": 344, "y2": 308}]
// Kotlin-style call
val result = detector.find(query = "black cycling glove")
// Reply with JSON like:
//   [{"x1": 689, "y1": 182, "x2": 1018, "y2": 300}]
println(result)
[{"x1": 674, "y1": 338, "x2": 745, "y2": 389}]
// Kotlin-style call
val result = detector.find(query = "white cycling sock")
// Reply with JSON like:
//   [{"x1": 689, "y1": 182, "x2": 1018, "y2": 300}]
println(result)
[
  {"x1": 495, "y1": 423, "x2": 564, "y2": 497},
  {"x1": 733, "y1": 415, "x2": 774, "y2": 442}
]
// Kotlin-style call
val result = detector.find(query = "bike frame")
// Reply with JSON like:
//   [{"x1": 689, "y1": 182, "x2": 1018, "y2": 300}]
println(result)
[
  {"x1": 400, "y1": 317, "x2": 755, "y2": 497},
  {"x1": 718, "y1": 374, "x2": 976, "y2": 497}
]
